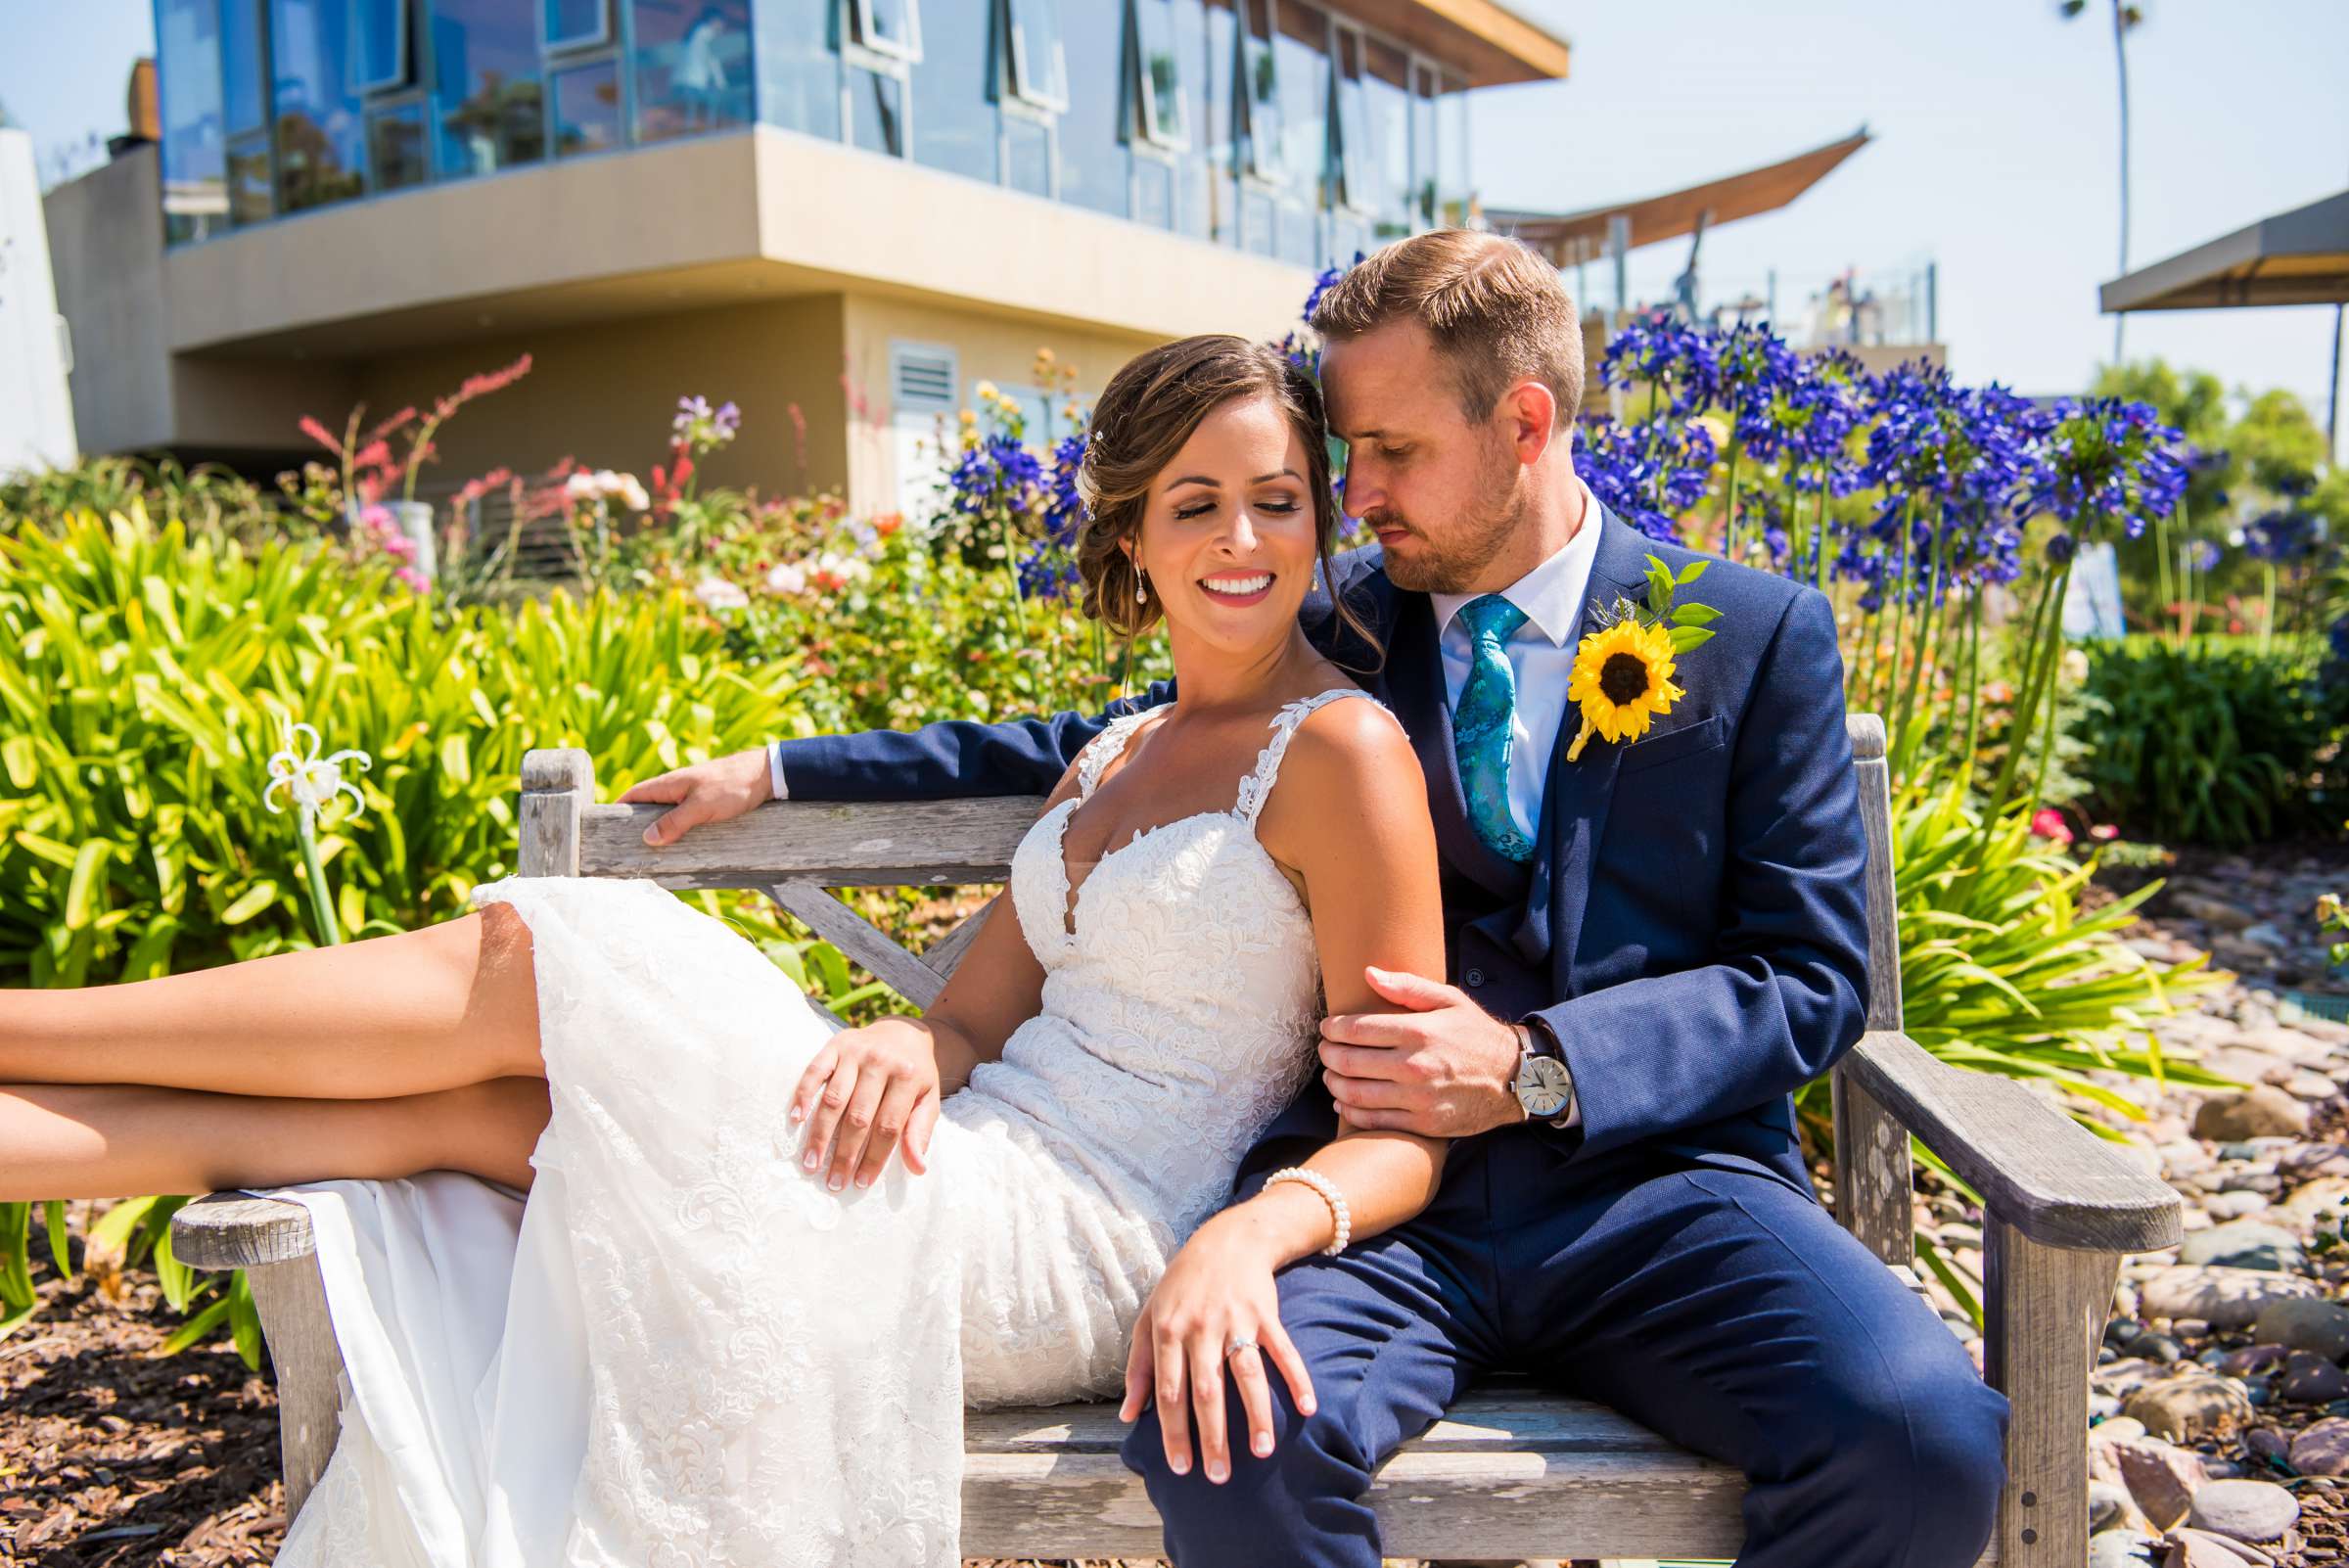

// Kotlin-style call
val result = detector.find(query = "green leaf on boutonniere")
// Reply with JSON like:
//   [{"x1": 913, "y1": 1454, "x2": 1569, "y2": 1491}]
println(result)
[
  {"x1": 1675, "y1": 560, "x2": 1710, "y2": 585},
  {"x1": 1671, "y1": 602, "x2": 1722, "y2": 625},
  {"x1": 1668, "y1": 625, "x2": 1716, "y2": 653}
]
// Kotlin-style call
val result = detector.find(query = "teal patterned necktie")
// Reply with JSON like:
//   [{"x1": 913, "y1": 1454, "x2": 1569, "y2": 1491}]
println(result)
[{"x1": 1452, "y1": 594, "x2": 1534, "y2": 862}]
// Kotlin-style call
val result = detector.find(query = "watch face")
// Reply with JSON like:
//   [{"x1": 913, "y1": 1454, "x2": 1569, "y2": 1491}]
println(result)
[{"x1": 1517, "y1": 1055, "x2": 1572, "y2": 1119}]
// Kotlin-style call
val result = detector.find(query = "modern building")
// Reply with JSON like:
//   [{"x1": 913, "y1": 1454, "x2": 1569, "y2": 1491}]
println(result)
[{"x1": 43, "y1": 0, "x2": 1571, "y2": 518}]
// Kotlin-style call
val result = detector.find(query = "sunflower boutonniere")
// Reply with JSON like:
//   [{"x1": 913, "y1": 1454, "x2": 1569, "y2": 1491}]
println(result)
[{"x1": 1564, "y1": 555, "x2": 1723, "y2": 763}]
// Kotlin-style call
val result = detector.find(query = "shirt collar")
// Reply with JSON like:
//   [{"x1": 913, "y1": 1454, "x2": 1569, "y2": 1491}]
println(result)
[{"x1": 1428, "y1": 475, "x2": 1606, "y2": 648}]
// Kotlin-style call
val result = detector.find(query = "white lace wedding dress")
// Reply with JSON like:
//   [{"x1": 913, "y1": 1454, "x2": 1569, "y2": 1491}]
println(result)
[{"x1": 262, "y1": 686, "x2": 1383, "y2": 1568}]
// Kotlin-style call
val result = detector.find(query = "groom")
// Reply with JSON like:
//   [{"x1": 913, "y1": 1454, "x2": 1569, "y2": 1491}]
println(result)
[{"x1": 659, "y1": 230, "x2": 2009, "y2": 1566}]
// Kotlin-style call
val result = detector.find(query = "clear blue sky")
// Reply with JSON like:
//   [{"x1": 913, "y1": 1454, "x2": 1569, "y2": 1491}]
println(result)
[{"x1": 5, "y1": 0, "x2": 2344, "y2": 425}]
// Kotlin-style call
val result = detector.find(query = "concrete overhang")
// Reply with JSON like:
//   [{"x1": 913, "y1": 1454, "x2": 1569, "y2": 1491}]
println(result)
[
  {"x1": 2099, "y1": 188, "x2": 2349, "y2": 313},
  {"x1": 162, "y1": 125, "x2": 1314, "y2": 360}
]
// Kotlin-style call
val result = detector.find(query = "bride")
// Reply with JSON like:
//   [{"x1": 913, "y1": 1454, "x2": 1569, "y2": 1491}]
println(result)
[{"x1": 0, "y1": 335, "x2": 1453, "y2": 1565}]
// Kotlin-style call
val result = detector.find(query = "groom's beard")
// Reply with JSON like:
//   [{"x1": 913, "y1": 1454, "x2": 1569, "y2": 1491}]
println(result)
[{"x1": 1370, "y1": 448, "x2": 1528, "y2": 595}]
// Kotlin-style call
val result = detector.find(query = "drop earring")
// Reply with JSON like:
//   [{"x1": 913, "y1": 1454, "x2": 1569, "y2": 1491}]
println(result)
[{"x1": 1134, "y1": 572, "x2": 1147, "y2": 607}]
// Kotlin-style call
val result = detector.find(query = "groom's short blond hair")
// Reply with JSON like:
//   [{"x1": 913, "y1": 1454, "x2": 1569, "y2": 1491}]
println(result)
[{"x1": 1309, "y1": 229, "x2": 1584, "y2": 433}]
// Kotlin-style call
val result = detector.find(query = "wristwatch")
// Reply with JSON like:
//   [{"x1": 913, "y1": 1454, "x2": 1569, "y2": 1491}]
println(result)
[{"x1": 1510, "y1": 1020, "x2": 1576, "y2": 1127}]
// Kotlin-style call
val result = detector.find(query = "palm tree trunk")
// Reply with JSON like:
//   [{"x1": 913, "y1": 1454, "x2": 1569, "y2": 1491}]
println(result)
[{"x1": 2110, "y1": 0, "x2": 2133, "y2": 364}]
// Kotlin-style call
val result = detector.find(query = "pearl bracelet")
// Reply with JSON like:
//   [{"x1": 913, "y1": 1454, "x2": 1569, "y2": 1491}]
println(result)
[{"x1": 1264, "y1": 1167, "x2": 1352, "y2": 1257}]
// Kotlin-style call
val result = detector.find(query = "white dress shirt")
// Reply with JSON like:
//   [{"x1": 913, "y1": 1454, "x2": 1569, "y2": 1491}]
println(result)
[{"x1": 1426, "y1": 476, "x2": 1603, "y2": 847}]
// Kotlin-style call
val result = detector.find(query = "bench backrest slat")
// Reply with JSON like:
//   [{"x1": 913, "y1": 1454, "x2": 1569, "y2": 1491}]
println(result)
[{"x1": 516, "y1": 713, "x2": 1898, "y2": 1032}]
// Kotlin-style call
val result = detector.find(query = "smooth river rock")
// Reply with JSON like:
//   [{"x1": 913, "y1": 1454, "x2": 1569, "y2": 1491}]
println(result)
[
  {"x1": 2123, "y1": 1376, "x2": 2255, "y2": 1443},
  {"x1": 2251, "y1": 1298, "x2": 2349, "y2": 1360},
  {"x1": 2188, "y1": 1478, "x2": 2301, "y2": 1545},
  {"x1": 2138, "y1": 1266, "x2": 2324, "y2": 1330},
  {"x1": 2193, "y1": 1085, "x2": 2312, "y2": 1140}
]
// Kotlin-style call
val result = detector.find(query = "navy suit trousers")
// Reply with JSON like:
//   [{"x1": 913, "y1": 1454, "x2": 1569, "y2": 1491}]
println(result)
[{"x1": 1122, "y1": 1131, "x2": 2009, "y2": 1567}]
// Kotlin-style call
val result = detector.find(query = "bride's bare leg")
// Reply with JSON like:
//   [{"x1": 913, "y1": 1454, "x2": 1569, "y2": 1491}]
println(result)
[
  {"x1": 0, "y1": 902, "x2": 541, "y2": 1099},
  {"x1": 0, "y1": 1077, "x2": 553, "y2": 1201}
]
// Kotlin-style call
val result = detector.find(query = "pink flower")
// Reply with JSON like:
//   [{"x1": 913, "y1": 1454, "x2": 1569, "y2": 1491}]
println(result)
[
  {"x1": 299, "y1": 415, "x2": 344, "y2": 455},
  {"x1": 2089, "y1": 823, "x2": 2119, "y2": 842},
  {"x1": 2029, "y1": 808, "x2": 2074, "y2": 847},
  {"x1": 394, "y1": 567, "x2": 430, "y2": 592},
  {"x1": 382, "y1": 533, "x2": 417, "y2": 560}
]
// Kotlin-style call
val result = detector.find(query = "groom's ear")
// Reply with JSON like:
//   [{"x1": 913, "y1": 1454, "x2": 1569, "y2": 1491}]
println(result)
[{"x1": 1503, "y1": 380, "x2": 1561, "y2": 465}]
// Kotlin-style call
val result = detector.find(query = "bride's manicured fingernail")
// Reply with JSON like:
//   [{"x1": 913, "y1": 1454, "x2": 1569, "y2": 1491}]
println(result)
[
  {"x1": 1169, "y1": 1456, "x2": 1189, "y2": 1476},
  {"x1": 1253, "y1": 1434, "x2": 1271, "y2": 1455},
  {"x1": 855, "y1": 1174, "x2": 871, "y2": 1188},
  {"x1": 827, "y1": 1174, "x2": 844, "y2": 1190}
]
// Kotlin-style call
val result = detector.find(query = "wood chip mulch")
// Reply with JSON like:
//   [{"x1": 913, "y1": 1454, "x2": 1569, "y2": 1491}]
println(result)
[{"x1": 0, "y1": 1267, "x2": 283, "y2": 1566}]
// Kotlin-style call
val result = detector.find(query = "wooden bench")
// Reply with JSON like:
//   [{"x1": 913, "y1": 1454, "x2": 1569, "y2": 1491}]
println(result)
[{"x1": 172, "y1": 713, "x2": 2182, "y2": 1563}]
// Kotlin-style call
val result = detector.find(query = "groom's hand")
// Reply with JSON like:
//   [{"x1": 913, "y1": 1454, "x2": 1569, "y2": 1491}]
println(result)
[
  {"x1": 617, "y1": 746, "x2": 773, "y2": 848},
  {"x1": 1317, "y1": 966, "x2": 1524, "y2": 1138}
]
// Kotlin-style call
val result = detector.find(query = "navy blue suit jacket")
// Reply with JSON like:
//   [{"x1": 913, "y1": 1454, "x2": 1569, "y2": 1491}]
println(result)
[{"x1": 772, "y1": 504, "x2": 1871, "y2": 1205}]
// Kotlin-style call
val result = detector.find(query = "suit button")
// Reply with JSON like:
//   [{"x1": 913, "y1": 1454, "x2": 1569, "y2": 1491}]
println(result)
[{"x1": 1464, "y1": 968, "x2": 1487, "y2": 989}]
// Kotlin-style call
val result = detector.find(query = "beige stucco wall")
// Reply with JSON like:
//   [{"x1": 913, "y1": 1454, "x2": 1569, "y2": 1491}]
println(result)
[
  {"x1": 838, "y1": 292, "x2": 1174, "y2": 519},
  {"x1": 353, "y1": 293, "x2": 850, "y2": 500}
]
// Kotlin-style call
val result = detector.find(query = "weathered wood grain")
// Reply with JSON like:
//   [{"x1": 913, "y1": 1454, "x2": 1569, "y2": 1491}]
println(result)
[
  {"x1": 168, "y1": 1191, "x2": 317, "y2": 1270},
  {"x1": 1832, "y1": 1066, "x2": 1916, "y2": 1268},
  {"x1": 244, "y1": 1254, "x2": 345, "y2": 1524},
  {"x1": 1984, "y1": 1218, "x2": 2120, "y2": 1568},
  {"x1": 575, "y1": 796, "x2": 1051, "y2": 887},
  {"x1": 1840, "y1": 1030, "x2": 2182, "y2": 1253},
  {"x1": 1853, "y1": 747, "x2": 1906, "y2": 1034},
  {"x1": 518, "y1": 748, "x2": 590, "y2": 878},
  {"x1": 767, "y1": 881, "x2": 949, "y2": 1007},
  {"x1": 921, "y1": 902, "x2": 993, "y2": 983}
]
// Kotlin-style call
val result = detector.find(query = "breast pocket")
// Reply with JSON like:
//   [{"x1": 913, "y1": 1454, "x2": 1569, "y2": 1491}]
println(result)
[
  {"x1": 1617, "y1": 713, "x2": 1727, "y2": 775},
  {"x1": 1597, "y1": 713, "x2": 1731, "y2": 933}
]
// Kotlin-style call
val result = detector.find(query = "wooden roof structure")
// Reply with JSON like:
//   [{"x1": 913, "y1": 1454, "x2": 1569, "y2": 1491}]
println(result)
[
  {"x1": 1484, "y1": 127, "x2": 1873, "y2": 263},
  {"x1": 2099, "y1": 189, "x2": 2349, "y2": 312},
  {"x1": 1360, "y1": 0, "x2": 1573, "y2": 86}
]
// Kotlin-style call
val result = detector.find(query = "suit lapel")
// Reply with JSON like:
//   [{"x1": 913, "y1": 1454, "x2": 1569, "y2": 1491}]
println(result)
[{"x1": 1514, "y1": 505, "x2": 1657, "y2": 974}]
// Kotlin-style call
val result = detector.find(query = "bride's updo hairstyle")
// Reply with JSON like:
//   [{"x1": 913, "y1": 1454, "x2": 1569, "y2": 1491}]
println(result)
[{"x1": 1073, "y1": 334, "x2": 1381, "y2": 666}]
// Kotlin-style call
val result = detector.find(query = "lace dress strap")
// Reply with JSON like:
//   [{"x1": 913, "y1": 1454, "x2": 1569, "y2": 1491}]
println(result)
[
  {"x1": 1074, "y1": 706, "x2": 1163, "y2": 800},
  {"x1": 1233, "y1": 687, "x2": 1385, "y2": 827}
]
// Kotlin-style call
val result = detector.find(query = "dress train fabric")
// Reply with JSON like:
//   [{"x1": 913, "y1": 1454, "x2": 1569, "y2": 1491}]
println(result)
[{"x1": 262, "y1": 686, "x2": 1386, "y2": 1566}]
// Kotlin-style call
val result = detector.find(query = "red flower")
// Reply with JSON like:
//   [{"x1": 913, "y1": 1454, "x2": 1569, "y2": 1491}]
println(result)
[{"x1": 2029, "y1": 807, "x2": 2074, "y2": 847}]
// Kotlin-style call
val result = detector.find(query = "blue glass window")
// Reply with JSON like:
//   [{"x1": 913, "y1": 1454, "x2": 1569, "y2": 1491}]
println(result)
[
  {"x1": 1129, "y1": 0, "x2": 1184, "y2": 149},
  {"x1": 270, "y1": 0, "x2": 368, "y2": 210},
  {"x1": 909, "y1": 0, "x2": 995, "y2": 183},
  {"x1": 1183, "y1": 0, "x2": 1232, "y2": 243},
  {"x1": 1003, "y1": 0, "x2": 1066, "y2": 111},
  {"x1": 367, "y1": 100, "x2": 430, "y2": 186},
  {"x1": 633, "y1": 0, "x2": 754, "y2": 143},
  {"x1": 157, "y1": 0, "x2": 229, "y2": 243},
  {"x1": 432, "y1": 0, "x2": 546, "y2": 176},
  {"x1": 544, "y1": 0, "x2": 611, "y2": 49},
  {"x1": 1363, "y1": 32, "x2": 1409, "y2": 235},
  {"x1": 1270, "y1": 0, "x2": 1328, "y2": 265},
  {"x1": 852, "y1": 0, "x2": 919, "y2": 61},
  {"x1": 1437, "y1": 69, "x2": 1469, "y2": 227},
  {"x1": 227, "y1": 134, "x2": 275, "y2": 223},
  {"x1": 221, "y1": 0, "x2": 270, "y2": 134},
  {"x1": 753, "y1": 0, "x2": 840, "y2": 139},
  {"x1": 550, "y1": 57, "x2": 622, "y2": 154},
  {"x1": 1055, "y1": 0, "x2": 1125, "y2": 215},
  {"x1": 1411, "y1": 59, "x2": 1436, "y2": 228},
  {"x1": 352, "y1": 0, "x2": 413, "y2": 92},
  {"x1": 1004, "y1": 114, "x2": 1050, "y2": 196},
  {"x1": 1234, "y1": 0, "x2": 1277, "y2": 182},
  {"x1": 848, "y1": 67, "x2": 905, "y2": 157}
]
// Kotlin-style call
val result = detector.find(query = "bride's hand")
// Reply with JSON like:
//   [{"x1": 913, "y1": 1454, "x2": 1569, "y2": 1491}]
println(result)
[
  {"x1": 1118, "y1": 1212, "x2": 1316, "y2": 1484},
  {"x1": 789, "y1": 1018, "x2": 943, "y2": 1189}
]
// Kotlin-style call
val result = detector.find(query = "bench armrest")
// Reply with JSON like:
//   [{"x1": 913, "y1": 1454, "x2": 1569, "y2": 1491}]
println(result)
[
  {"x1": 1839, "y1": 1029, "x2": 2181, "y2": 1254},
  {"x1": 170, "y1": 1191, "x2": 317, "y2": 1270}
]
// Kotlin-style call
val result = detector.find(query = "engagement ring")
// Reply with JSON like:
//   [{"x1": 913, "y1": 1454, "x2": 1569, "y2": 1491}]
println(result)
[{"x1": 1223, "y1": 1338, "x2": 1260, "y2": 1360}]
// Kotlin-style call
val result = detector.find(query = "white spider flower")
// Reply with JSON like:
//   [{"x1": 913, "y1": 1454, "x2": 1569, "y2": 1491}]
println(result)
[{"x1": 263, "y1": 721, "x2": 373, "y2": 820}]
